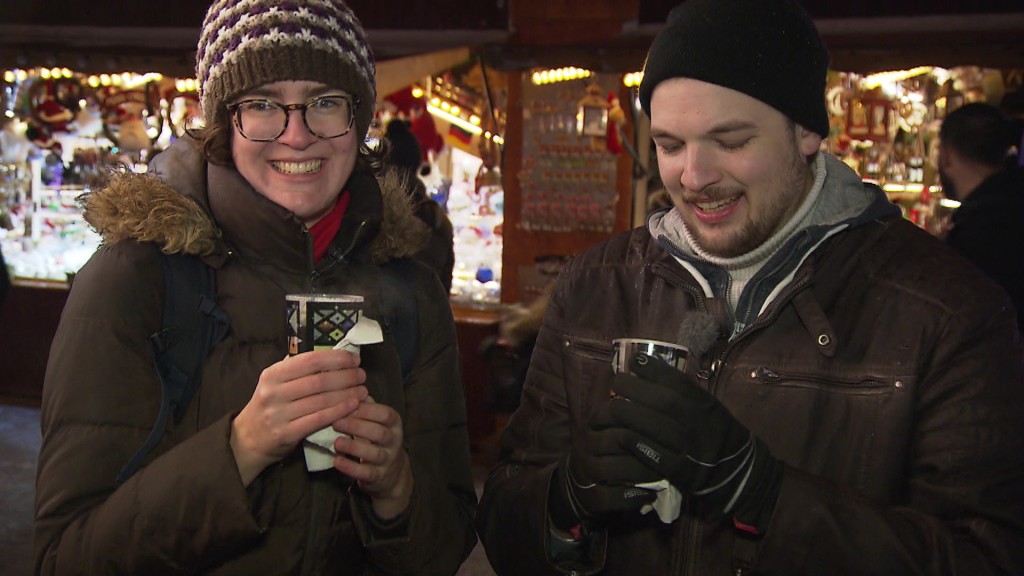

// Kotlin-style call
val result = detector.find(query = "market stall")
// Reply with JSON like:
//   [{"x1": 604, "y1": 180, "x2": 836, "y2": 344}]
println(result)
[
  {"x1": 819, "y1": 65, "x2": 1021, "y2": 236},
  {"x1": 2, "y1": 59, "x2": 1021, "y2": 411}
]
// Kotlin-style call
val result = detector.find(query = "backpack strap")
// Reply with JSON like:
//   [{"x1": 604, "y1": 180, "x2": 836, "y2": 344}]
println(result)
[
  {"x1": 116, "y1": 252, "x2": 229, "y2": 484},
  {"x1": 378, "y1": 259, "x2": 419, "y2": 382}
]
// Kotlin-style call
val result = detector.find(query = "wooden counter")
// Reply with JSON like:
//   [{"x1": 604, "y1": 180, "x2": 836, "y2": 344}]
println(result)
[
  {"x1": 0, "y1": 278, "x2": 69, "y2": 403},
  {"x1": 451, "y1": 303, "x2": 502, "y2": 453}
]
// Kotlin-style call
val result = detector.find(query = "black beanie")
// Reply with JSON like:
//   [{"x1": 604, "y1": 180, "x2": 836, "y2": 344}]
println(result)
[
  {"x1": 638, "y1": 0, "x2": 831, "y2": 138},
  {"x1": 384, "y1": 120, "x2": 423, "y2": 172}
]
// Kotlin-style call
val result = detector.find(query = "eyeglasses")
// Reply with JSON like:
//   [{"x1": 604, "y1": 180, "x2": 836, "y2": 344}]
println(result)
[{"x1": 226, "y1": 95, "x2": 358, "y2": 142}]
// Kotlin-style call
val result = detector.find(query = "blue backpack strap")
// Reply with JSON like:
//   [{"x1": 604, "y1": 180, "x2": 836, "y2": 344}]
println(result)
[
  {"x1": 378, "y1": 259, "x2": 419, "y2": 382},
  {"x1": 116, "y1": 251, "x2": 229, "y2": 484}
]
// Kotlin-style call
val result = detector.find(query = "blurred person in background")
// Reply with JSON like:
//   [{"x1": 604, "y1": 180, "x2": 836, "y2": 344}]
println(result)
[
  {"x1": 384, "y1": 118, "x2": 455, "y2": 293},
  {"x1": 939, "y1": 101, "x2": 1024, "y2": 331}
]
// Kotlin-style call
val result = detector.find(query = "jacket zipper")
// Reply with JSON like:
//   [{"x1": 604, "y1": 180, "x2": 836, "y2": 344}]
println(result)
[
  {"x1": 310, "y1": 219, "x2": 368, "y2": 287},
  {"x1": 712, "y1": 274, "x2": 816, "y2": 576},
  {"x1": 708, "y1": 273, "x2": 814, "y2": 390},
  {"x1": 300, "y1": 219, "x2": 368, "y2": 576},
  {"x1": 648, "y1": 262, "x2": 714, "y2": 576},
  {"x1": 300, "y1": 481, "x2": 330, "y2": 576},
  {"x1": 749, "y1": 366, "x2": 892, "y2": 392},
  {"x1": 652, "y1": 261, "x2": 816, "y2": 575}
]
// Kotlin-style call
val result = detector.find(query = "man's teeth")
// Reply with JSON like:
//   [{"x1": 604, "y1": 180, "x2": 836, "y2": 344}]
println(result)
[
  {"x1": 273, "y1": 160, "x2": 321, "y2": 174},
  {"x1": 697, "y1": 196, "x2": 737, "y2": 211}
]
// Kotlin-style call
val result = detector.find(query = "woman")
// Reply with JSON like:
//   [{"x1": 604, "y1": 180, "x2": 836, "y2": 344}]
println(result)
[{"x1": 33, "y1": 1, "x2": 477, "y2": 574}]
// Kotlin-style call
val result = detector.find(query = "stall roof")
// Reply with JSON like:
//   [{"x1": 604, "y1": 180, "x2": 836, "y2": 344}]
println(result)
[{"x1": 1, "y1": 0, "x2": 1022, "y2": 76}]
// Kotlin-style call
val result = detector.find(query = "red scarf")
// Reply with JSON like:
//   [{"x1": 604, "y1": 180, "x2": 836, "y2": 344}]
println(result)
[{"x1": 308, "y1": 191, "x2": 351, "y2": 263}]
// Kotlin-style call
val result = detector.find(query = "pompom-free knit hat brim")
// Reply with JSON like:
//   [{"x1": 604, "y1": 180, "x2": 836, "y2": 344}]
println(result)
[{"x1": 639, "y1": 0, "x2": 830, "y2": 138}]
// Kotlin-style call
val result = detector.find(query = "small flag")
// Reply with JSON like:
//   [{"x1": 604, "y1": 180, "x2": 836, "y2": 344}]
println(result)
[{"x1": 447, "y1": 124, "x2": 473, "y2": 146}]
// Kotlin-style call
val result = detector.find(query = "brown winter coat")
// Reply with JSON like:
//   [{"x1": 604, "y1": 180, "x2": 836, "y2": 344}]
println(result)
[
  {"x1": 34, "y1": 137, "x2": 477, "y2": 575},
  {"x1": 477, "y1": 188, "x2": 1024, "y2": 574}
]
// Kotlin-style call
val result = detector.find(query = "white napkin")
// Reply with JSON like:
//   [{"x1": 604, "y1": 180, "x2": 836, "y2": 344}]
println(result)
[
  {"x1": 636, "y1": 480, "x2": 683, "y2": 523},
  {"x1": 302, "y1": 316, "x2": 383, "y2": 472}
]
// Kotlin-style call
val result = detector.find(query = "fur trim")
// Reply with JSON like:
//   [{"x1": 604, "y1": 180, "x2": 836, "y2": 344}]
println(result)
[
  {"x1": 83, "y1": 163, "x2": 429, "y2": 262},
  {"x1": 370, "y1": 167, "x2": 430, "y2": 262},
  {"x1": 82, "y1": 171, "x2": 222, "y2": 257}
]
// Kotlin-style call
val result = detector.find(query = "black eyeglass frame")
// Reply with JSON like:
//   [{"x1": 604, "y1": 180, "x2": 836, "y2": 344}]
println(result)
[{"x1": 225, "y1": 94, "x2": 359, "y2": 142}]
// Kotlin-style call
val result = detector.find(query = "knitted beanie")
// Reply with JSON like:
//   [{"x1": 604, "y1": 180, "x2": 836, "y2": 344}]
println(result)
[
  {"x1": 638, "y1": 0, "x2": 830, "y2": 138},
  {"x1": 196, "y1": 0, "x2": 376, "y2": 141}
]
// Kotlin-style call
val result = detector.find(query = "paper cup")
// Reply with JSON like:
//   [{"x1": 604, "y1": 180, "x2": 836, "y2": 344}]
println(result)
[
  {"x1": 286, "y1": 294, "x2": 364, "y2": 356},
  {"x1": 611, "y1": 338, "x2": 689, "y2": 375}
]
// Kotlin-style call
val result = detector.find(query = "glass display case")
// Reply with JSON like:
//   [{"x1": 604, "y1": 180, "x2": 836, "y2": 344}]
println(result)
[
  {"x1": 442, "y1": 146, "x2": 503, "y2": 307},
  {"x1": 1, "y1": 156, "x2": 101, "y2": 281}
]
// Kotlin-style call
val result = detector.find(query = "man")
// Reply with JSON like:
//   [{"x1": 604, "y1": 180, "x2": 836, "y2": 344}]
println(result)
[
  {"x1": 476, "y1": 0, "x2": 1024, "y2": 574},
  {"x1": 939, "y1": 102, "x2": 1024, "y2": 331}
]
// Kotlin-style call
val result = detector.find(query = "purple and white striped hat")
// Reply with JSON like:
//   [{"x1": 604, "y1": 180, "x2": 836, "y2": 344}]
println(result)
[{"x1": 196, "y1": 0, "x2": 376, "y2": 140}]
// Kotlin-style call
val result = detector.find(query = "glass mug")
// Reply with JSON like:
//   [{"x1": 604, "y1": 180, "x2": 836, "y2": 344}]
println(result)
[{"x1": 611, "y1": 338, "x2": 689, "y2": 375}]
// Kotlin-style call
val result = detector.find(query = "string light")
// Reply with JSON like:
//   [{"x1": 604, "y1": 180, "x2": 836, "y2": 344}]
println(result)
[
  {"x1": 427, "y1": 103, "x2": 478, "y2": 133},
  {"x1": 623, "y1": 71, "x2": 644, "y2": 88},
  {"x1": 882, "y1": 183, "x2": 942, "y2": 195},
  {"x1": 174, "y1": 78, "x2": 199, "y2": 93},
  {"x1": 531, "y1": 67, "x2": 593, "y2": 86},
  {"x1": 861, "y1": 67, "x2": 933, "y2": 90},
  {"x1": 426, "y1": 102, "x2": 504, "y2": 145}
]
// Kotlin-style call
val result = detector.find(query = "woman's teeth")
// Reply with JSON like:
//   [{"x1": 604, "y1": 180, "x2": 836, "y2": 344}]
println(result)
[
  {"x1": 273, "y1": 160, "x2": 321, "y2": 174},
  {"x1": 697, "y1": 196, "x2": 738, "y2": 212}
]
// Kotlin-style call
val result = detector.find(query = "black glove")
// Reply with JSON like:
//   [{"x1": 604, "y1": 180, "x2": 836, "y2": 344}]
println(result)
[
  {"x1": 608, "y1": 353, "x2": 783, "y2": 534},
  {"x1": 549, "y1": 400, "x2": 660, "y2": 534}
]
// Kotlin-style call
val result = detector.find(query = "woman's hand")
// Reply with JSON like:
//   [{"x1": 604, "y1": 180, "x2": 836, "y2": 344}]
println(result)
[
  {"x1": 332, "y1": 396, "x2": 414, "y2": 520},
  {"x1": 231, "y1": 349, "x2": 368, "y2": 486}
]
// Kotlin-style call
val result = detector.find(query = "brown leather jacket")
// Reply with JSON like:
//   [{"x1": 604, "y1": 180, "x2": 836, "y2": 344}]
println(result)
[
  {"x1": 477, "y1": 192, "x2": 1024, "y2": 574},
  {"x1": 34, "y1": 138, "x2": 477, "y2": 575}
]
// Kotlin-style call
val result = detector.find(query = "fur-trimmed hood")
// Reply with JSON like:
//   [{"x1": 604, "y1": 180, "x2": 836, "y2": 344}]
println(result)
[{"x1": 82, "y1": 138, "x2": 429, "y2": 264}]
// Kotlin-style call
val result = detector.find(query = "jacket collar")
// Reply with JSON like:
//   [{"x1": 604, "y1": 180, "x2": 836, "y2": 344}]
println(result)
[
  {"x1": 83, "y1": 137, "x2": 429, "y2": 273},
  {"x1": 647, "y1": 153, "x2": 899, "y2": 333},
  {"x1": 952, "y1": 167, "x2": 1024, "y2": 222},
  {"x1": 204, "y1": 155, "x2": 383, "y2": 274}
]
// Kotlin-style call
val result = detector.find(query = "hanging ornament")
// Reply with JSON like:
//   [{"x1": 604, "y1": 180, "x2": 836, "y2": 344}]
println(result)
[
  {"x1": 29, "y1": 77, "x2": 82, "y2": 136},
  {"x1": 97, "y1": 82, "x2": 164, "y2": 153},
  {"x1": 576, "y1": 82, "x2": 608, "y2": 152},
  {"x1": 606, "y1": 92, "x2": 624, "y2": 155}
]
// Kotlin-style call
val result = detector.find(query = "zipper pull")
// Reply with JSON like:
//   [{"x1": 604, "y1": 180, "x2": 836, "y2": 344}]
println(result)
[
  {"x1": 751, "y1": 367, "x2": 780, "y2": 381},
  {"x1": 697, "y1": 366, "x2": 712, "y2": 381}
]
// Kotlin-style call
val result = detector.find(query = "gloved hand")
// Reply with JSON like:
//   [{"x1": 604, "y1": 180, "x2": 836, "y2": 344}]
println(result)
[
  {"x1": 549, "y1": 400, "x2": 660, "y2": 535},
  {"x1": 608, "y1": 353, "x2": 783, "y2": 534}
]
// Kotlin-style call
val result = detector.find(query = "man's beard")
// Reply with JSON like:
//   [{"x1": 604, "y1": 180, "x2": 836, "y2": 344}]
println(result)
[{"x1": 683, "y1": 151, "x2": 811, "y2": 259}]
